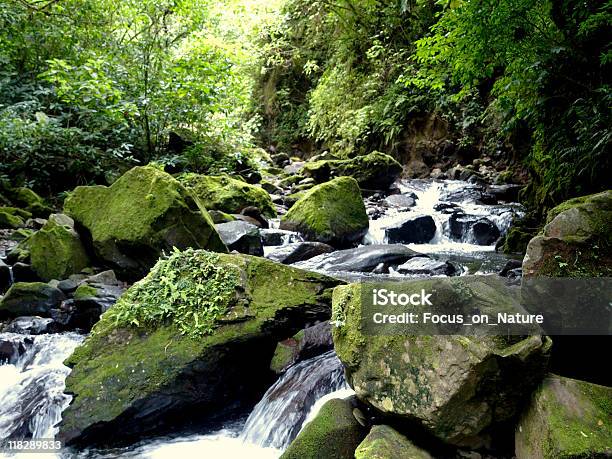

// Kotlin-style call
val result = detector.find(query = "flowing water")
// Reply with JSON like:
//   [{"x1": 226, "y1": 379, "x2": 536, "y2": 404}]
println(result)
[{"x1": 0, "y1": 178, "x2": 522, "y2": 458}]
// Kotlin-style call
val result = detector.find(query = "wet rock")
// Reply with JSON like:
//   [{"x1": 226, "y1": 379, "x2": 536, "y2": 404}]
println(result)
[
  {"x1": 208, "y1": 210, "x2": 236, "y2": 224},
  {"x1": 281, "y1": 397, "x2": 367, "y2": 459},
  {"x1": 383, "y1": 193, "x2": 417, "y2": 209},
  {"x1": 0, "y1": 259, "x2": 11, "y2": 292},
  {"x1": 355, "y1": 425, "x2": 433, "y2": 459},
  {"x1": 270, "y1": 322, "x2": 333, "y2": 373},
  {"x1": 301, "y1": 151, "x2": 403, "y2": 191},
  {"x1": 64, "y1": 166, "x2": 227, "y2": 280},
  {"x1": 3, "y1": 316, "x2": 56, "y2": 335},
  {"x1": 442, "y1": 186, "x2": 484, "y2": 203},
  {"x1": 0, "y1": 334, "x2": 32, "y2": 363},
  {"x1": 216, "y1": 221, "x2": 263, "y2": 256},
  {"x1": 385, "y1": 215, "x2": 436, "y2": 244},
  {"x1": 271, "y1": 153, "x2": 290, "y2": 167},
  {"x1": 0, "y1": 282, "x2": 65, "y2": 318},
  {"x1": 485, "y1": 184, "x2": 522, "y2": 203},
  {"x1": 449, "y1": 213, "x2": 500, "y2": 245},
  {"x1": 297, "y1": 245, "x2": 425, "y2": 273},
  {"x1": 280, "y1": 177, "x2": 369, "y2": 248},
  {"x1": 266, "y1": 242, "x2": 335, "y2": 265},
  {"x1": 260, "y1": 229, "x2": 302, "y2": 246},
  {"x1": 472, "y1": 219, "x2": 501, "y2": 245},
  {"x1": 240, "y1": 206, "x2": 269, "y2": 229},
  {"x1": 515, "y1": 375, "x2": 612, "y2": 459},
  {"x1": 332, "y1": 278, "x2": 552, "y2": 447},
  {"x1": 396, "y1": 257, "x2": 458, "y2": 276},
  {"x1": 434, "y1": 202, "x2": 460, "y2": 214},
  {"x1": 59, "y1": 251, "x2": 340, "y2": 447}
]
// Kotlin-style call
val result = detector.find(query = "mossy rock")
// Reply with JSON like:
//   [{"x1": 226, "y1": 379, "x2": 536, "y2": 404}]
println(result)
[
  {"x1": 280, "y1": 177, "x2": 368, "y2": 248},
  {"x1": 0, "y1": 282, "x2": 65, "y2": 318},
  {"x1": 301, "y1": 151, "x2": 402, "y2": 190},
  {"x1": 355, "y1": 425, "x2": 433, "y2": 459},
  {"x1": 73, "y1": 284, "x2": 99, "y2": 300},
  {"x1": 0, "y1": 207, "x2": 32, "y2": 219},
  {"x1": 281, "y1": 397, "x2": 367, "y2": 459},
  {"x1": 515, "y1": 374, "x2": 612, "y2": 459},
  {"x1": 331, "y1": 279, "x2": 552, "y2": 447},
  {"x1": 59, "y1": 251, "x2": 341, "y2": 447},
  {"x1": 9, "y1": 187, "x2": 53, "y2": 218},
  {"x1": 64, "y1": 166, "x2": 226, "y2": 280},
  {"x1": 9, "y1": 228, "x2": 35, "y2": 241},
  {"x1": 179, "y1": 173, "x2": 276, "y2": 217},
  {"x1": 523, "y1": 190, "x2": 612, "y2": 277},
  {"x1": 0, "y1": 211, "x2": 24, "y2": 229},
  {"x1": 28, "y1": 214, "x2": 90, "y2": 281}
]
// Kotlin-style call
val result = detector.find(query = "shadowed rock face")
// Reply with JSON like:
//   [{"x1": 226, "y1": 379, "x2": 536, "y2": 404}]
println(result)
[
  {"x1": 385, "y1": 215, "x2": 436, "y2": 244},
  {"x1": 58, "y1": 252, "x2": 341, "y2": 448},
  {"x1": 332, "y1": 278, "x2": 552, "y2": 448}
]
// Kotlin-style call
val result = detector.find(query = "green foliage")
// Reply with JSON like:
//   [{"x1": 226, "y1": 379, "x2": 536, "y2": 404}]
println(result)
[{"x1": 108, "y1": 248, "x2": 240, "y2": 337}]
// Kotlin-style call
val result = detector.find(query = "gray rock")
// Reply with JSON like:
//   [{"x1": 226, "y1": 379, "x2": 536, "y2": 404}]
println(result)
[
  {"x1": 385, "y1": 215, "x2": 436, "y2": 244},
  {"x1": 260, "y1": 229, "x2": 302, "y2": 246},
  {"x1": 3, "y1": 316, "x2": 56, "y2": 334},
  {"x1": 0, "y1": 282, "x2": 65, "y2": 318},
  {"x1": 216, "y1": 221, "x2": 263, "y2": 256},
  {"x1": 266, "y1": 242, "x2": 335, "y2": 265},
  {"x1": 383, "y1": 193, "x2": 417, "y2": 209},
  {"x1": 396, "y1": 257, "x2": 458, "y2": 276}
]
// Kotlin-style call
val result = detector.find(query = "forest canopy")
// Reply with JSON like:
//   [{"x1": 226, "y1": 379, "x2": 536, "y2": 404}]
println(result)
[{"x1": 0, "y1": 0, "x2": 610, "y2": 214}]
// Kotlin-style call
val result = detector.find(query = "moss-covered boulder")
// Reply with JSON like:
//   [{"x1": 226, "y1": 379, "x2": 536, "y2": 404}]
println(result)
[
  {"x1": 179, "y1": 173, "x2": 276, "y2": 217},
  {"x1": 59, "y1": 249, "x2": 340, "y2": 447},
  {"x1": 523, "y1": 190, "x2": 612, "y2": 277},
  {"x1": 280, "y1": 177, "x2": 368, "y2": 248},
  {"x1": 355, "y1": 425, "x2": 433, "y2": 459},
  {"x1": 2, "y1": 186, "x2": 53, "y2": 218},
  {"x1": 515, "y1": 375, "x2": 612, "y2": 459},
  {"x1": 331, "y1": 278, "x2": 552, "y2": 447},
  {"x1": 0, "y1": 282, "x2": 65, "y2": 318},
  {"x1": 64, "y1": 166, "x2": 226, "y2": 280},
  {"x1": 0, "y1": 210, "x2": 24, "y2": 229},
  {"x1": 281, "y1": 397, "x2": 367, "y2": 459},
  {"x1": 301, "y1": 152, "x2": 402, "y2": 190},
  {"x1": 27, "y1": 214, "x2": 90, "y2": 281}
]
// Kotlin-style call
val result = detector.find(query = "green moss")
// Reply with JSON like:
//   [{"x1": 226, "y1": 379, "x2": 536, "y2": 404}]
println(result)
[
  {"x1": 301, "y1": 151, "x2": 402, "y2": 190},
  {"x1": 179, "y1": 173, "x2": 276, "y2": 217},
  {"x1": 74, "y1": 284, "x2": 99, "y2": 300},
  {"x1": 0, "y1": 282, "x2": 64, "y2": 317},
  {"x1": 0, "y1": 206, "x2": 32, "y2": 219},
  {"x1": 355, "y1": 425, "x2": 432, "y2": 459},
  {"x1": 64, "y1": 166, "x2": 226, "y2": 277},
  {"x1": 0, "y1": 211, "x2": 24, "y2": 229},
  {"x1": 9, "y1": 228, "x2": 34, "y2": 241},
  {"x1": 270, "y1": 340, "x2": 296, "y2": 373},
  {"x1": 280, "y1": 177, "x2": 368, "y2": 247},
  {"x1": 28, "y1": 219, "x2": 90, "y2": 281},
  {"x1": 516, "y1": 375, "x2": 612, "y2": 459},
  {"x1": 10, "y1": 187, "x2": 52, "y2": 217},
  {"x1": 281, "y1": 398, "x2": 366, "y2": 459}
]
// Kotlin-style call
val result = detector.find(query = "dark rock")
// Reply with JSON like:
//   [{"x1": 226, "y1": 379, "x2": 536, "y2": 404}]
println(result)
[
  {"x1": 396, "y1": 257, "x2": 458, "y2": 276},
  {"x1": 25, "y1": 218, "x2": 48, "y2": 230},
  {"x1": 240, "y1": 206, "x2": 269, "y2": 229},
  {"x1": 472, "y1": 219, "x2": 501, "y2": 245},
  {"x1": 449, "y1": 213, "x2": 500, "y2": 245},
  {"x1": 270, "y1": 322, "x2": 333, "y2": 373},
  {"x1": 385, "y1": 215, "x2": 436, "y2": 244},
  {"x1": 271, "y1": 153, "x2": 290, "y2": 167},
  {"x1": 0, "y1": 282, "x2": 65, "y2": 318},
  {"x1": 216, "y1": 221, "x2": 263, "y2": 256},
  {"x1": 297, "y1": 245, "x2": 425, "y2": 273},
  {"x1": 442, "y1": 186, "x2": 484, "y2": 203},
  {"x1": 0, "y1": 334, "x2": 32, "y2": 363},
  {"x1": 266, "y1": 242, "x2": 335, "y2": 265},
  {"x1": 383, "y1": 194, "x2": 417, "y2": 209},
  {"x1": 0, "y1": 259, "x2": 11, "y2": 292},
  {"x1": 167, "y1": 131, "x2": 194, "y2": 154},
  {"x1": 207, "y1": 210, "x2": 235, "y2": 224},
  {"x1": 485, "y1": 184, "x2": 523, "y2": 203},
  {"x1": 243, "y1": 171, "x2": 262, "y2": 185},
  {"x1": 3, "y1": 316, "x2": 57, "y2": 335},
  {"x1": 434, "y1": 202, "x2": 461, "y2": 214},
  {"x1": 11, "y1": 262, "x2": 40, "y2": 283},
  {"x1": 499, "y1": 259, "x2": 522, "y2": 277},
  {"x1": 260, "y1": 229, "x2": 302, "y2": 246}
]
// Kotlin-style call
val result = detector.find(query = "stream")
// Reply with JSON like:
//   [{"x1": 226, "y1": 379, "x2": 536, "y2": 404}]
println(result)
[{"x1": 0, "y1": 178, "x2": 523, "y2": 458}]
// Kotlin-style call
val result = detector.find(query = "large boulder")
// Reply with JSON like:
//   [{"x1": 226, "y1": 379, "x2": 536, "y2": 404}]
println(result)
[
  {"x1": 64, "y1": 166, "x2": 227, "y2": 280},
  {"x1": 385, "y1": 215, "x2": 436, "y2": 244},
  {"x1": 281, "y1": 397, "x2": 367, "y2": 459},
  {"x1": 59, "y1": 249, "x2": 340, "y2": 447},
  {"x1": 27, "y1": 214, "x2": 90, "y2": 281},
  {"x1": 331, "y1": 278, "x2": 552, "y2": 446},
  {"x1": 0, "y1": 282, "x2": 65, "y2": 318},
  {"x1": 515, "y1": 375, "x2": 612, "y2": 459},
  {"x1": 523, "y1": 190, "x2": 612, "y2": 277},
  {"x1": 280, "y1": 177, "x2": 369, "y2": 248},
  {"x1": 301, "y1": 151, "x2": 402, "y2": 191},
  {"x1": 355, "y1": 425, "x2": 433, "y2": 459},
  {"x1": 179, "y1": 173, "x2": 276, "y2": 217}
]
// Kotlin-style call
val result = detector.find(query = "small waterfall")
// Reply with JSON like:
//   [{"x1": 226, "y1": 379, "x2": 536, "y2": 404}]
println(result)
[
  {"x1": 0, "y1": 332, "x2": 84, "y2": 440},
  {"x1": 240, "y1": 350, "x2": 347, "y2": 449}
]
